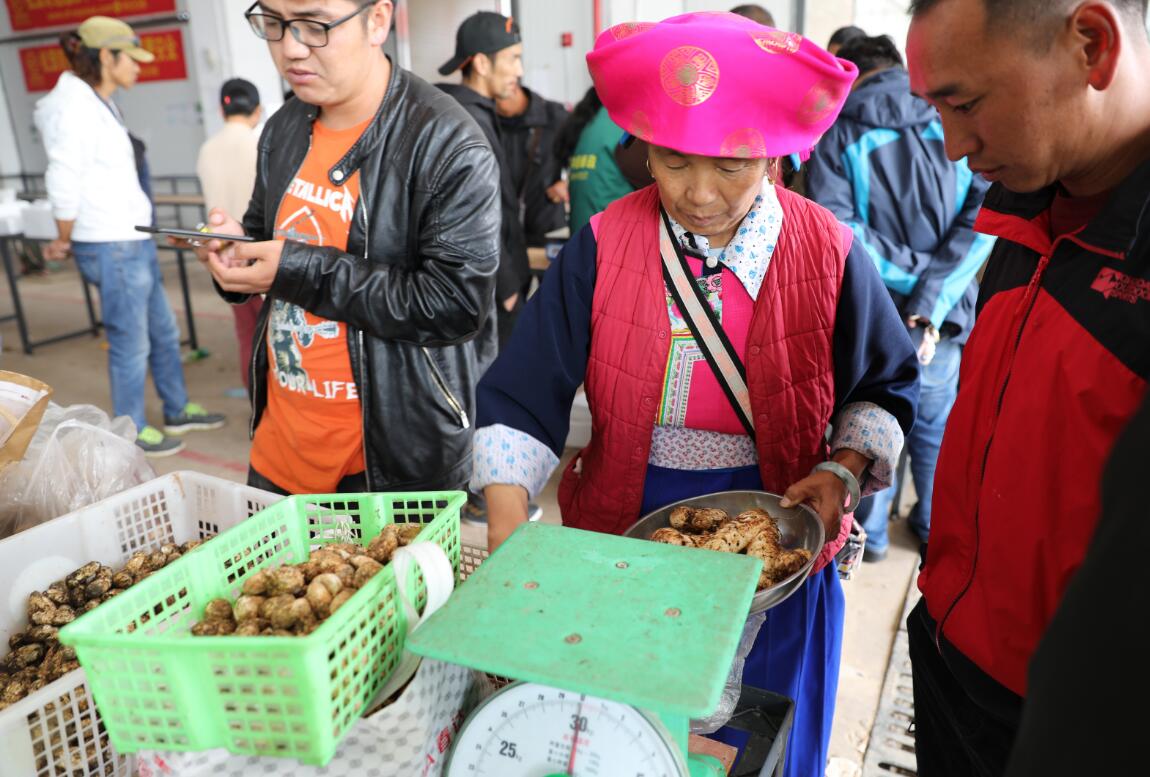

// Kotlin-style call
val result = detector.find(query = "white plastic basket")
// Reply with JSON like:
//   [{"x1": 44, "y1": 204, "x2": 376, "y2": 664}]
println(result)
[
  {"x1": 459, "y1": 543, "x2": 489, "y2": 582},
  {"x1": 0, "y1": 471, "x2": 281, "y2": 777}
]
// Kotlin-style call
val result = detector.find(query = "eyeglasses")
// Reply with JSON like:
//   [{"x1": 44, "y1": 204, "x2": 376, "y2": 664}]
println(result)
[{"x1": 244, "y1": 1, "x2": 375, "y2": 48}]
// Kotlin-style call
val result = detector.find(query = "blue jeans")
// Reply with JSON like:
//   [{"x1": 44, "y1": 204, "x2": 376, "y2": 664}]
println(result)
[
  {"x1": 72, "y1": 239, "x2": 188, "y2": 432},
  {"x1": 856, "y1": 339, "x2": 962, "y2": 553}
]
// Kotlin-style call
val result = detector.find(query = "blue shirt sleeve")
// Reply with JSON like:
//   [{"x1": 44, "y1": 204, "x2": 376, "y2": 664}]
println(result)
[
  {"x1": 833, "y1": 239, "x2": 921, "y2": 435},
  {"x1": 475, "y1": 223, "x2": 598, "y2": 455}
]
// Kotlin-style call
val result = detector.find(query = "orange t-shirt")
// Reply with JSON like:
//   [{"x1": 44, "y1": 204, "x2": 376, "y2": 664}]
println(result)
[{"x1": 250, "y1": 118, "x2": 370, "y2": 493}]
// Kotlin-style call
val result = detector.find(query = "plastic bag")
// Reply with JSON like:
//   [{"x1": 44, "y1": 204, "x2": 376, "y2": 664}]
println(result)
[
  {"x1": 0, "y1": 403, "x2": 155, "y2": 539},
  {"x1": 691, "y1": 610, "x2": 767, "y2": 735}
]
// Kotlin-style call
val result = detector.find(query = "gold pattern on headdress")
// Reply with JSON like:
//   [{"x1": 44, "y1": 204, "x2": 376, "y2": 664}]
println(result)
[
  {"x1": 630, "y1": 111, "x2": 654, "y2": 141},
  {"x1": 748, "y1": 30, "x2": 803, "y2": 55},
  {"x1": 720, "y1": 128, "x2": 767, "y2": 159},
  {"x1": 798, "y1": 79, "x2": 843, "y2": 126},
  {"x1": 659, "y1": 46, "x2": 720, "y2": 107},
  {"x1": 610, "y1": 22, "x2": 655, "y2": 40}
]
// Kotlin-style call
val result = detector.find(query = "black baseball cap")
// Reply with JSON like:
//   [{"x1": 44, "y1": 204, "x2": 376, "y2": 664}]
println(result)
[
  {"x1": 220, "y1": 78, "x2": 260, "y2": 117},
  {"x1": 438, "y1": 12, "x2": 521, "y2": 76}
]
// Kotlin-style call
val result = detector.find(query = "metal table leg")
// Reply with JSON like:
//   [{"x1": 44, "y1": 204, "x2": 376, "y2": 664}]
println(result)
[
  {"x1": 0, "y1": 235, "x2": 33, "y2": 354},
  {"x1": 173, "y1": 247, "x2": 198, "y2": 351},
  {"x1": 81, "y1": 275, "x2": 101, "y2": 335},
  {"x1": 0, "y1": 235, "x2": 104, "y2": 354}
]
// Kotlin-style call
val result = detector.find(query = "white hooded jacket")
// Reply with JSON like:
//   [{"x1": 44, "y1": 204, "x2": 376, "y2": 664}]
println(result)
[{"x1": 33, "y1": 70, "x2": 152, "y2": 242}]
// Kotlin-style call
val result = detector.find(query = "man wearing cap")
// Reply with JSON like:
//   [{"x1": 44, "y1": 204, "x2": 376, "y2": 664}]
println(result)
[
  {"x1": 193, "y1": 0, "x2": 499, "y2": 498},
  {"x1": 196, "y1": 78, "x2": 265, "y2": 393},
  {"x1": 474, "y1": 13, "x2": 918, "y2": 776},
  {"x1": 36, "y1": 16, "x2": 225, "y2": 456},
  {"x1": 438, "y1": 12, "x2": 529, "y2": 347}
]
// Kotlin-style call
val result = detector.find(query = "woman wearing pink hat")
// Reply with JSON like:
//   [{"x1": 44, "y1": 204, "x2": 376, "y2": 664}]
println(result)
[{"x1": 472, "y1": 13, "x2": 919, "y2": 774}]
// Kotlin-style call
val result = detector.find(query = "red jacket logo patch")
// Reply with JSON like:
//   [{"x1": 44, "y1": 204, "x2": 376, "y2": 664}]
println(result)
[{"x1": 1091, "y1": 267, "x2": 1150, "y2": 303}]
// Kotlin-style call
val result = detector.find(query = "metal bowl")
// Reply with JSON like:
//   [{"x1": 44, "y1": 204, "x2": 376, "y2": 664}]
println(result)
[{"x1": 623, "y1": 490, "x2": 824, "y2": 614}]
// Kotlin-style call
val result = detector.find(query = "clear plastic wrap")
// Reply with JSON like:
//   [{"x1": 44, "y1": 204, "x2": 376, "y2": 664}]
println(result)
[
  {"x1": 691, "y1": 610, "x2": 767, "y2": 735},
  {"x1": 0, "y1": 403, "x2": 154, "y2": 539}
]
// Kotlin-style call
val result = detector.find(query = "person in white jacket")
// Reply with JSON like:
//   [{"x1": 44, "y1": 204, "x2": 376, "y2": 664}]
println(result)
[{"x1": 35, "y1": 16, "x2": 224, "y2": 456}]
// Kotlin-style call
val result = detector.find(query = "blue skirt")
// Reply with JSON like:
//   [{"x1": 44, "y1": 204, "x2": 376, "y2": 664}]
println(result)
[{"x1": 641, "y1": 464, "x2": 846, "y2": 777}]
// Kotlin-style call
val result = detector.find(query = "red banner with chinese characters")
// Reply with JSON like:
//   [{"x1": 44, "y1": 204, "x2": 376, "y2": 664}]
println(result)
[
  {"x1": 6, "y1": 0, "x2": 177, "y2": 32},
  {"x1": 19, "y1": 27, "x2": 187, "y2": 92}
]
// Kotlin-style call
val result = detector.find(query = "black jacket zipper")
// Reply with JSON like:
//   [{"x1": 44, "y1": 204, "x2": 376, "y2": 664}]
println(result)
[
  {"x1": 422, "y1": 348, "x2": 471, "y2": 429},
  {"x1": 355, "y1": 194, "x2": 373, "y2": 491}
]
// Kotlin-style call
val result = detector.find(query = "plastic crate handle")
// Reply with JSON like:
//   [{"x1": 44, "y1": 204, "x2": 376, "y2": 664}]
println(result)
[
  {"x1": 392, "y1": 540, "x2": 455, "y2": 632},
  {"x1": 368, "y1": 542, "x2": 456, "y2": 707}
]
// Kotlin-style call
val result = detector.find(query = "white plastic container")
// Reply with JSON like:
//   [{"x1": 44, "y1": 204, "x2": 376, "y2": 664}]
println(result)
[
  {"x1": 0, "y1": 471, "x2": 281, "y2": 777},
  {"x1": 459, "y1": 542, "x2": 489, "y2": 581},
  {"x1": 19, "y1": 200, "x2": 57, "y2": 241}
]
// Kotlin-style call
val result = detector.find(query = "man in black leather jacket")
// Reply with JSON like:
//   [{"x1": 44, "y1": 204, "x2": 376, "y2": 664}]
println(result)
[{"x1": 194, "y1": 0, "x2": 499, "y2": 495}]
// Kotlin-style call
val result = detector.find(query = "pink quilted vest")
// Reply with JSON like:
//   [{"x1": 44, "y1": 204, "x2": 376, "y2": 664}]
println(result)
[{"x1": 558, "y1": 184, "x2": 853, "y2": 571}]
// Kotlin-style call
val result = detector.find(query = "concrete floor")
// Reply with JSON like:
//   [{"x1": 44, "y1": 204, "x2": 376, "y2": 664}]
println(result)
[{"x1": 0, "y1": 253, "x2": 921, "y2": 775}]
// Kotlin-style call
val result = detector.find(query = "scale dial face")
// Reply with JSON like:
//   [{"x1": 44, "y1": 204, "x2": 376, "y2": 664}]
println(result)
[{"x1": 445, "y1": 682, "x2": 690, "y2": 777}]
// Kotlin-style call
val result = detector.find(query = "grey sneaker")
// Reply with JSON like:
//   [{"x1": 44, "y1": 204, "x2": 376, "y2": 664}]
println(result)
[
  {"x1": 163, "y1": 402, "x2": 226, "y2": 435},
  {"x1": 137, "y1": 425, "x2": 185, "y2": 457}
]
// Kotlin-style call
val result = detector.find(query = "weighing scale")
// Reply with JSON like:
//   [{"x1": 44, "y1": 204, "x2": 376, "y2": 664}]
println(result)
[{"x1": 406, "y1": 522, "x2": 762, "y2": 777}]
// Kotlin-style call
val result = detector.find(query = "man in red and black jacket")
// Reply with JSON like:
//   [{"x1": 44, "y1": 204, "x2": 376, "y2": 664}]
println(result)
[{"x1": 905, "y1": 0, "x2": 1150, "y2": 774}]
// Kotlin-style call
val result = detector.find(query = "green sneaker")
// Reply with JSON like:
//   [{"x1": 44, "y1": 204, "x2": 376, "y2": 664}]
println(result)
[
  {"x1": 137, "y1": 425, "x2": 185, "y2": 457},
  {"x1": 163, "y1": 402, "x2": 226, "y2": 435}
]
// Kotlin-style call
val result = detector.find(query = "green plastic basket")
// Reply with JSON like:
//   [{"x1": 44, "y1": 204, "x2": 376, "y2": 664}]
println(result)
[{"x1": 58, "y1": 491, "x2": 464, "y2": 766}]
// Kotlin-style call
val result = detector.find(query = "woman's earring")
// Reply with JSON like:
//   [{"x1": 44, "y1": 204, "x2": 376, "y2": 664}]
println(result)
[{"x1": 645, "y1": 158, "x2": 652, "y2": 174}]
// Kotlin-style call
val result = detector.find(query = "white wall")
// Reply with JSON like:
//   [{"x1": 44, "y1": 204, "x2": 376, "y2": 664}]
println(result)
[
  {"x1": 506, "y1": 0, "x2": 805, "y2": 106},
  {"x1": 406, "y1": 0, "x2": 502, "y2": 86},
  {"x1": 854, "y1": 0, "x2": 911, "y2": 54},
  {"x1": 514, "y1": 1, "x2": 594, "y2": 106},
  {"x1": 597, "y1": 0, "x2": 919, "y2": 60},
  {"x1": 187, "y1": 0, "x2": 285, "y2": 141},
  {"x1": 804, "y1": 0, "x2": 856, "y2": 52},
  {"x1": 605, "y1": 0, "x2": 799, "y2": 33},
  {"x1": 0, "y1": 68, "x2": 21, "y2": 177}
]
